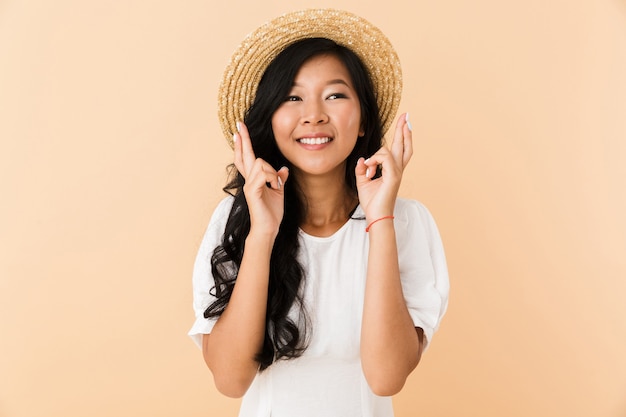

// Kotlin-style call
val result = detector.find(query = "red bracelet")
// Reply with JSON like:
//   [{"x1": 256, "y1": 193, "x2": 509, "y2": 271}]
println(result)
[{"x1": 365, "y1": 215, "x2": 395, "y2": 232}]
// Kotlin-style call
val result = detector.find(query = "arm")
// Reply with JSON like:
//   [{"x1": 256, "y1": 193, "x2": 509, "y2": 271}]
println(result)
[
  {"x1": 202, "y1": 122, "x2": 289, "y2": 397},
  {"x1": 202, "y1": 231, "x2": 274, "y2": 397},
  {"x1": 360, "y1": 219, "x2": 424, "y2": 396},
  {"x1": 356, "y1": 113, "x2": 422, "y2": 396}
]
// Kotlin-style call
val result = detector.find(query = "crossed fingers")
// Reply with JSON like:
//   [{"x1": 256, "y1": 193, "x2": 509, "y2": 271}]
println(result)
[
  {"x1": 233, "y1": 121, "x2": 287, "y2": 190},
  {"x1": 360, "y1": 112, "x2": 413, "y2": 180}
]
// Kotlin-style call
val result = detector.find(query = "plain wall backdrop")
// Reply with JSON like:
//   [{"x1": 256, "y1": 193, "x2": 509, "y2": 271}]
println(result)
[{"x1": 1, "y1": 0, "x2": 625, "y2": 416}]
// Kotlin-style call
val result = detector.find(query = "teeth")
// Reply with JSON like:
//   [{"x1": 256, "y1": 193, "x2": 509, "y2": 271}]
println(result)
[{"x1": 299, "y1": 137, "x2": 331, "y2": 145}]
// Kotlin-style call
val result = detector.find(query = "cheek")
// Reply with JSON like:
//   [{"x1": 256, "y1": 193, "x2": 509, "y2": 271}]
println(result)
[
  {"x1": 347, "y1": 108, "x2": 363, "y2": 134},
  {"x1": 271, "y1": 108, "x2": 292, "y2": 139}
]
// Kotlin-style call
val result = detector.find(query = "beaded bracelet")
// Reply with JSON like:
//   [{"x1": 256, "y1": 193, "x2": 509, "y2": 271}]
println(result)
[{"x1": 365, "y1": 215, "x2": 395, "y2": 232}]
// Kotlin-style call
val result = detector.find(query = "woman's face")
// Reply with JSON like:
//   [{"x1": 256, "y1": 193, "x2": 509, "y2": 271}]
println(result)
[{"x1": 271, "y1": 54, "x2": 364, "y2": 179}]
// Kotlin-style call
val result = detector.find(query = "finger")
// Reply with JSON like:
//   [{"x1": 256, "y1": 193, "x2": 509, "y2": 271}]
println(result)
[
  {"x1": 355, "y1": 157, "x2": 368, "y2": 179},
  {"x1": 237, "y1": 121, "x2": 257, "y2": 174},
  {"x1": 263, "y1": 164, "x2": 290, "y2": 190},
  {"x1": 402, "y1": 113, "x2": 413, "y2": 168},
  {"x1": 233, "y1": 131, "x2": 246, "y2": 178},
  {"x1": 390, "y1": 113, "x2": 407, "y2": 166},
  {"x1": 362, "y1": 149, "x2": 391, "y2": 179},
  {"x1": 277, "y1": 166, "x2": 290, "y2": 189},
  {"x1": 246, "y1": 159, "x2": 283, "y2": 191}
]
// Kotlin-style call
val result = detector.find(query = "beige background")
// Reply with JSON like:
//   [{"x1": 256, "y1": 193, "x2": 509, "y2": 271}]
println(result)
[{"x1": 1, "y1": 0, "x2": 625, "y2": 416}]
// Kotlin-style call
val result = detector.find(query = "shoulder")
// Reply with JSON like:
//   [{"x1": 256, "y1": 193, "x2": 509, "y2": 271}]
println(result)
[
  {"x1": 198, "y1": 195, "x2": 235, "y2": 247},
  {"x1": 213, "y1": 195, "x2": 236, "y2": 217},
  {"x1": 208, "y1": 195, "x2": 235, "y2": 227},
  {"x1": 393, "y1": 198, "x2": 444, "y2": 249},
  {"x1": 394, "y1": 198, "x2": 437, "y2": 228}
]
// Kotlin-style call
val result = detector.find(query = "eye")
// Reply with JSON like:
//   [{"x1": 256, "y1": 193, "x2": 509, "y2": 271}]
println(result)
[
  {"x1": 285, "y1": 95, "x2": 301, "y2": 102},
  {"x1": 327, "y1": 93, "x2": 347, "y2": 100}
]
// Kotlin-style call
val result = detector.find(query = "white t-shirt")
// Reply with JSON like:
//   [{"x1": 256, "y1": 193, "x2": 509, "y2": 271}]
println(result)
[{"x1": 189, "y1": 196, "x2": 449, "y2": 417}]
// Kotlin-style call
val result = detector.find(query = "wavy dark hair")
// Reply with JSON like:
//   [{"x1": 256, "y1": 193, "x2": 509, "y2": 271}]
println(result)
[{"x1": 204, "y1": 38, "x2": 384, "y2": 371}]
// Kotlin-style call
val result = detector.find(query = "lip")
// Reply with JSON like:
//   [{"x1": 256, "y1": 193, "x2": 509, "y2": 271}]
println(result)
[
  {"x1": 295, "y1": 132, "x2": 334, "y2": 149},
  {"x1": 297, "y1": 137, "x2": 332, "y2": 145},
  {"x1": 296, "y1": 133, "x2": 333, "y2": 151}
]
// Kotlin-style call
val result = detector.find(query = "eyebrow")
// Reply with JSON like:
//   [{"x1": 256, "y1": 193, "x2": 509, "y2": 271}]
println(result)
[{"x1": 292, "y1": 79, "x2": 351, "y2": 87}]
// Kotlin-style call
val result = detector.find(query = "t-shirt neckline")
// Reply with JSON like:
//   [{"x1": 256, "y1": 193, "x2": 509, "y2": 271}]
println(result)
[{"x1": 298, "y1": 204, "x2": 364, "y2": 242}]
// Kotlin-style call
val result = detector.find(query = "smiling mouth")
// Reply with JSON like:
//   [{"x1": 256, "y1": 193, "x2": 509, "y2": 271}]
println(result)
[{"x1": 297, "y1": 137, "x2": 332, "y2": 145}]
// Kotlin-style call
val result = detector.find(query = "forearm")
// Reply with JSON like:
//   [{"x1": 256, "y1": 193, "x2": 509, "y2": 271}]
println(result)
[
  {"x1": 361, "y1": 220, "x2": 422, "y2": 396},
  {"x1": 202, "y1": 231, "x2": 274, "y2": 397}
]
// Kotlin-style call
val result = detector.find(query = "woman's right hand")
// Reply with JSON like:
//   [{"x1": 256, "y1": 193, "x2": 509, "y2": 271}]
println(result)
[
  {"x1": 234, "y1": 121, "x2": 289, "y2": 238},
  {"x1": 205, "y1": 122, "x2": 287, "y2": 396}
]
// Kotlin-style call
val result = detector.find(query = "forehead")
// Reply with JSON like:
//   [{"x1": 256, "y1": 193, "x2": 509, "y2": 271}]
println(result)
[{"x1": 293, "y1": 54, "x2": 353, "y2": 84}]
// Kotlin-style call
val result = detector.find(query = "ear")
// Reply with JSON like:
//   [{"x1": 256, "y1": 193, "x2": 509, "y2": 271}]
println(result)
[{"x1": 358, "y1": 127, "x2": 365, "y2": 137}]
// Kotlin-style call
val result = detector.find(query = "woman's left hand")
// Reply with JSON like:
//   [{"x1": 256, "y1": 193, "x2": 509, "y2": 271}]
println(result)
[{"x1": 355, "y1": 113, "x2": 413, "y2": 222}]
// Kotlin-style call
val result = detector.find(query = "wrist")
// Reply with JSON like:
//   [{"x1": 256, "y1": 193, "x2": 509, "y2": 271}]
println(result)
[
  {"x1": 364, "y1": 203, "x2": 395, "y2": 224},
  {"x1": 246, "y1": 228, "x2": 278, "y2": 247},
  {"x1": 365, "y1": 215, "x2": 395, "y2": 232}
]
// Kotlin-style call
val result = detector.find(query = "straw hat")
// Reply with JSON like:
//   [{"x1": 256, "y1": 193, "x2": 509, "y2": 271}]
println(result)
[{"x1": 217, "y1": 8, "x2": 403, "y2": 148}]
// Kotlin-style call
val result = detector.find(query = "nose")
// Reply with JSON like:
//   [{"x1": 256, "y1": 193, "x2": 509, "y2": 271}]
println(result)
[{"x1": 301, "y1": 99, "x2": 328, "y2": 125}]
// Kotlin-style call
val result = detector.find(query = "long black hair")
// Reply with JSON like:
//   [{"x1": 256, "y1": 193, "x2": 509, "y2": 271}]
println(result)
[{"x1": 204, "y1": 38, "x2": 384, "y2": 370}]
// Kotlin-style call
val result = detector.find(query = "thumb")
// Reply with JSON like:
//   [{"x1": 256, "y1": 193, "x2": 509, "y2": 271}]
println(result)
[
  {"x1": 277, "y1": 166, "x2": 290, "y2": 189},
  {"x1": 355, "y1": 157, "x2": 367, "y2": 178}
]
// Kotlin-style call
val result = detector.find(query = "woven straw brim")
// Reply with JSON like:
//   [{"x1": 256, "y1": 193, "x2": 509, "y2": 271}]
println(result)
[{"x1": 217, "y1": 8, "x2": 402, "y2": 148}]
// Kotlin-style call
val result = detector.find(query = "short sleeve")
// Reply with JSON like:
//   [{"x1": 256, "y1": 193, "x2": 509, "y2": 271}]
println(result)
[
  {"x1": 187, "y1": 196, "x2": 235, "y2": 348},
  {"x1": 394, "y1": 199, "x2": 450, "y2": 350}
]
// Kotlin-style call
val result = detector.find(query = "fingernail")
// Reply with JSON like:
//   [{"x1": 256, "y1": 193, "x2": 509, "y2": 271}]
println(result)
[
  {"x1": 277, "y1": 176, "x2": 283, "y2": 189},
  {"x1": 236, "y1": 121, "x2": 241, "y2": 132},
  {"x1": 233, "y1": 132, "x2": 238, "y2": 143},
  {"x1": 366, "y1": 167, "x2": 371, "y2": 178},
  {"x1": 406, "y1": 113, "x2": 413, "y2": 131},
  {"x1": 364, "y1": 158, "x2": 370, "y2": 164}
]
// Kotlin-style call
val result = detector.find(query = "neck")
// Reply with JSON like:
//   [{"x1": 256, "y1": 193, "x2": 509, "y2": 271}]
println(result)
[{"x1": 293, "y1": 170, "x2": 358, "y2": 237}]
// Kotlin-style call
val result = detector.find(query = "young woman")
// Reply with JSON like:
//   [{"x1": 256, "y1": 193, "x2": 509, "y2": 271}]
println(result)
[{"x1": 189, "y1": 9, "x2": 449, "y2": 417}]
